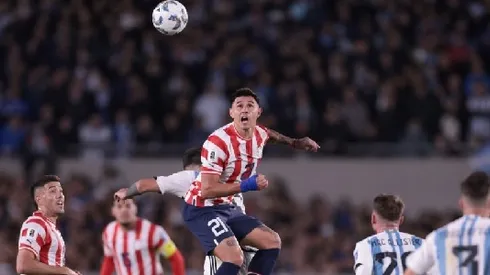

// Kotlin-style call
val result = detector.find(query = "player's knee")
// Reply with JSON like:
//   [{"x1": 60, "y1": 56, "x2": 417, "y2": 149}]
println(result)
[
  {"x1": 267, "y1": 230, "x2": 282, "y2": 249},
  {"x1": 255, "y1": 226, "x2": 281, "y2": 249},
  {"x1": 214, "y1": 237, "x2": 244, "y2": 266}
]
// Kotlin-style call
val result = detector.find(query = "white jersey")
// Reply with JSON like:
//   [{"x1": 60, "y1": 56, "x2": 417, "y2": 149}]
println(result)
[
  {"x1": 353, "y1": 229, "x2": 423, "y2": 275},
  {"x1": 155, "y1": 170, "x2": 247, "y2": 212},
  {"x1": 406, "y1": 215, "x2": 490, "y2": 275},
  {"x1": 155, "y1": 170, "x2": 199, "y2": 198}
]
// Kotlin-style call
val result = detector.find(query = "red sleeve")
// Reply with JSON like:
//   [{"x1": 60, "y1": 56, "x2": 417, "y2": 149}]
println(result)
[
  {"x1": 100, "y1": 256, "x2": 115, "y2": 275},
  {"x1": 168, "y1": 250, "x2": 185, "y2": 275}
]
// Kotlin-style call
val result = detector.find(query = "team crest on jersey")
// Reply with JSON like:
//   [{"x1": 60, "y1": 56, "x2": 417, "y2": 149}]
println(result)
[
  {"x1": 28, "y1": 229, "x2": 35, "y2": 237},
  {"x1": 209, "y1": 151, "x2": 216, "y2": 160}
]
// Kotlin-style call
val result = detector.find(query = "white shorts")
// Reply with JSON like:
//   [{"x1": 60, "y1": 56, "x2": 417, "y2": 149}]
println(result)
[{"x1": 203, "y1": 248, "x2": 256, "y2": 275}]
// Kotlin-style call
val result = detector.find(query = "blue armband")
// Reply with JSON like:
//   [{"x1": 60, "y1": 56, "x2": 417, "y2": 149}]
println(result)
[{"x1": 240, "y1": 175, "x2": 258, "y2": 193}]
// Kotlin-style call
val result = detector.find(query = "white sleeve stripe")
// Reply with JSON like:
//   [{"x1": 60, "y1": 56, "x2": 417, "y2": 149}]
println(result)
[
  {"x1": 203, "y1": 142, "x2": 227, "y2": 161},
  {"x1": 22, "y1": 222, "x2": 47, "y2": 239}
]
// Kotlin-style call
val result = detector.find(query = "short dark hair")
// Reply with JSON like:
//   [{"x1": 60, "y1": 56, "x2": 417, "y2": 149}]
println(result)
[
  {"x1": 182, "y1": 147, "x2": 202, "y2": 169},
  {"x1": 230, "y1": 88, "x2": 260, "y2": 105},
  {"x1": 30, "y1": 175, "x2": 61, "y2": 208},
  {"x1": 461, "y1": 171, "x2": 490, "y2": 204},
  {"x1": 373, "y1": 194, "x2": 405, "y2": 222}
]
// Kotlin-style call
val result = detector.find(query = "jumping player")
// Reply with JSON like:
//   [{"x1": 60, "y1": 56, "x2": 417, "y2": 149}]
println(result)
[
  {"x1": 114, "y1": 147, "x2": 256, "y2": 275},
  {"x1": 353, "y1": 194, "x2": 424, "y2": 275},
  {"x1": 16, "y1": 175, "x2": 80, "y2": 275},
  {"x1": 100, "y1": 198, "x2": 185, "y2": 275},
  {"x1": 183, "y1": 88, "x2": 320, "y2": 275},
  {"x1": 404, "y1": 171, "x2": 490, "y2": 275}
]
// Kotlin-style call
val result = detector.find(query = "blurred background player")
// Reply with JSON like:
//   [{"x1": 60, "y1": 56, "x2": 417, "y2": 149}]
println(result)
[
  {"x1": 353, "y1": 194, "x2": 423, "y2": 275},
  {"x1": 405, "y1": 171, "x2": 490, "y2": 275},
  {"x1": 113, "y1": 147, "x2": 256, "y2": 275},
  {"x1": 183, "y1": 88, "x2": 320, "y2": 275},
  {"x1": 100, "y1": 199, "x2": 185, "y2": 275},
  {"x1": 16, "y1": 175, "x2": 80, "y2": 275}
]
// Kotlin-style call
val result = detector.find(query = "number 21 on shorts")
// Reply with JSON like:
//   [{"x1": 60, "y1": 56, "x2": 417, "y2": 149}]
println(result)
[{"x1": 208, "y1": 217, "x2": 229, "y2": 237}]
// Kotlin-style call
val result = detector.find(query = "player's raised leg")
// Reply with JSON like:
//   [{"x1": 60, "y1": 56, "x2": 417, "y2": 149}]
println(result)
[
  {"x1": 183, "y1": 203, "x2": 244, "y2": 275},
  {"x1": 227, "y1": 210, "x2": 280, "y2": 275}
]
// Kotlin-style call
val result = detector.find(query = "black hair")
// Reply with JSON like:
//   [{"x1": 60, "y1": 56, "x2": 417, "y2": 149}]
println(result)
[
  {"x1": 182, "y1": 147, "x2": 202, "y2": 169},
  {"x1": 373, "y1": 194, "x2": 405, "y2": 222},
  {"x1": 230, "y1": 88, "x2": 260, "y2": 105},
  {"x1": 461, "y1": 171, "x2": 490, "y2": 204},
  {"x1": 30, "y1": 175, "x2": 61, "y2": 208}
]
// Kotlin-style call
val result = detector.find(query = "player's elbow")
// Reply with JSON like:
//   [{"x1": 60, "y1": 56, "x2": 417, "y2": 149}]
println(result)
[
  {"x1": 201, "y1": 186, "x2": 213, "y2": 199},
  {"x1": 200, "y1": 179, "x2": 219, "y2": 199},
  {"x1": 16, "y1": 253, "x2": 32, "y2": 274}
]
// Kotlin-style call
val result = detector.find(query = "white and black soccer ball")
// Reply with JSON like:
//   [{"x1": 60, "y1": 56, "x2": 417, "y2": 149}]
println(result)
[{"x1": 152, "y1": 0, "x2": 188, "y2": 35}]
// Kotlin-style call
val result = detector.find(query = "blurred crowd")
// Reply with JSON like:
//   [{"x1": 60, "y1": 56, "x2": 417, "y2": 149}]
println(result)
[
  {"x1": 0, "y1": 0, "x2": 489, "y2": 158},
  {"x1": 0, "y1": 171, "x2": 460, "y2": 274}
]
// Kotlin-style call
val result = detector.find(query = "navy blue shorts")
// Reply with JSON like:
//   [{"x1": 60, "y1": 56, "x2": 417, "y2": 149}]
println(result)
[{"x1": 182, "y1": 203, "x2": 263, "y2": 255}]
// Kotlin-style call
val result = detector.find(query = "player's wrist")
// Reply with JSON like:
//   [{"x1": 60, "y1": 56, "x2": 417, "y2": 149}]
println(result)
[
  {"x1": 291, "y1": 138, "x2": 299, "y2": 148},
  {"x1": 240, "y1": 175, "x2": 258, "y2": 193}
]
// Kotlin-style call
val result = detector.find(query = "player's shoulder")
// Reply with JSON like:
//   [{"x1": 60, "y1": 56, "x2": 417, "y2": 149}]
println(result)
[
  {"x1": 355, "y1": 235, "x2": 374, "y2": 249},
  {"x1": 138, "y1": 218, "x2": 162, "y2": 230},
  {"x1": 103, "y1": 221, "x2": 119, "y2": 234},
  {"x1": 208, "y1": 123, "x2": 234, "y2": 139},
  {"x1": 22, "y1": 215, "x2": 48, "y2": 229}
]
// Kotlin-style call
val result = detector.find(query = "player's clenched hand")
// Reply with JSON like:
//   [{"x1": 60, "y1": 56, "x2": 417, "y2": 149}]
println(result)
[
  {"x1": 293, "y1": 137, "x2": 320, "y2": 152},
  {"x1": 114, "y1": 188, "x2": 128, "y2": 201},
  {"x1": 256, "y1": 174, "x2": 269, "y2": 190}
]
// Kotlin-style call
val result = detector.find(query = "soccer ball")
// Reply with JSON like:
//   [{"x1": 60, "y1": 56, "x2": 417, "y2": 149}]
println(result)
[{"x1": 152, "y1": 0, "x2": 188, "y2": 36}]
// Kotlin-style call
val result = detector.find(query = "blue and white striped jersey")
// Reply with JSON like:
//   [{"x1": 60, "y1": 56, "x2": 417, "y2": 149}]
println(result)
[
  {"x1": 353, "y1": 229, "x2": 423, "y2": 275},
  {"x1": 406, "y1": 215, "x2": 490, "y2": 275}
]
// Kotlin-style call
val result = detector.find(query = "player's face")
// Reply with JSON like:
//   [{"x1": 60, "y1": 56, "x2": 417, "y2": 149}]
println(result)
[
  {"x1": 37, "y1": 182, "x2": 65, "y2": 216},
  {"x1": 112, "y1": 199, "x2": 137, "y2": 225},
  {"x1": 230, "y1": 96, "x2": 262, "y2": 130}
]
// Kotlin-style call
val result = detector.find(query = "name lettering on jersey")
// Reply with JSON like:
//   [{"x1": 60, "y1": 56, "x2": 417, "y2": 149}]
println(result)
[{"x1": 370, "y1": 238, "x2": 422, "y2": 247}]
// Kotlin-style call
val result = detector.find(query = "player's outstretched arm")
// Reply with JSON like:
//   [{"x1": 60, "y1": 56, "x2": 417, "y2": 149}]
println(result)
[
  {"x1": 17, "y1": 250, "x2": 80, "y2": 275},
  {"x1": 266, "y1": 128, "x2": 320, "y2": 152},
  {"x1": 115, "y1": 170, "x2": 198, "y2": 201},
  {"x1": 114, "y1": 179, "x2": 160, "y2": 201}
]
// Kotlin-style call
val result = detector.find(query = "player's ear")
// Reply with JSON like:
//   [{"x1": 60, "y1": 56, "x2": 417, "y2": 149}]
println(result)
[
  {"x1": 34, "y1": 189, "x2": 43, "y2": 208},
  {"x1": 399, "y1": 215, "x2": 404, "y2": 225},
  {"x1": 371, "y1": 212, "x2": 376, "y2": 225},
  {"x1": 257, "y1": 106, "x2": 262, "y2": 118},
  {"x1": 458, "y1": 197, "x2": 464, "y2": 211},
  {"x1": 229, "y1": 107, "x2": 233, "y2": 119}
]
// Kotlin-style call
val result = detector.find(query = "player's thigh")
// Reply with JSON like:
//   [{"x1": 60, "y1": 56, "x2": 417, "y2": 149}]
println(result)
[
  {"x1": 228, "y1": 215, "x2": 281, "y2": 249},
  {"x1": 182, "y1": 204, "x2": 236, "y2": 255}
]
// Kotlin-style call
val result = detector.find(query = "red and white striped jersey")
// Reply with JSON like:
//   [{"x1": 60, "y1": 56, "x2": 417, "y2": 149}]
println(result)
[
  {"x1": 18, "y1": 211, "x2": 66, "y2": 267},
  {"x1": 184, "y1": 123, "x2": 269, "y2": 207},
  {"x1": 102, "y1": 219, "x2": 172, "y2": 275}
]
